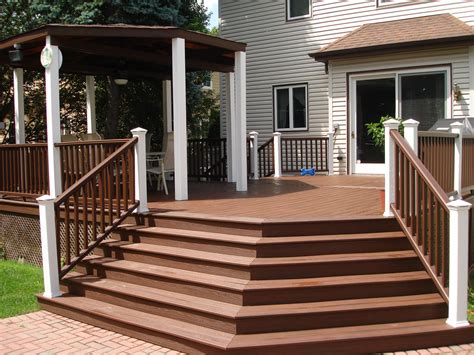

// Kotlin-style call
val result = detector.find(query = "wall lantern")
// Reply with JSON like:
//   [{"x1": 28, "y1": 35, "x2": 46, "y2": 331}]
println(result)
[
  {"x1": 8, "y1": 44, "x2": 23, "y2": 63},
  {"x1": 453, "y1": 82, "x2": 462, "y2": 102}
]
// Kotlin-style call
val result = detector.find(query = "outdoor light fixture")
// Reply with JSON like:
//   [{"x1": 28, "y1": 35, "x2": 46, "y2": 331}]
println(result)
[
  {"x1": 8, "y1": 44, "x2": 23, "y2": 63},
  {"x1": 114, "y1": 61, "x2": 128, "y2": 86},
  {"x1": 114, "y1": 78, "x2": 128, "y2": 86},
  {"x1": 453, "y1": 82, "x2": 462, "y2": 102}
]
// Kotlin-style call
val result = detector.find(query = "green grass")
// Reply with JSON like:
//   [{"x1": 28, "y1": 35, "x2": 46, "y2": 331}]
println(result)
[
  {"x1": 0, "y1": 260, "x2": 43, "y2": 318},
  {"x1": 469, "y1": 268, "x2": 474, "y2": 323}
]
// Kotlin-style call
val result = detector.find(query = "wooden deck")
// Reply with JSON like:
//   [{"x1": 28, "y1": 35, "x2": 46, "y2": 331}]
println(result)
[{"x1": 148, "y1": 175, "x2": 385, "y2": 220}]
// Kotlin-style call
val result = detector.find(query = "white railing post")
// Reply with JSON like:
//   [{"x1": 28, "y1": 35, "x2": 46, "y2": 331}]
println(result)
[
  {"x1": 37, "y1": 195, "x2": 61, "y2": 299},
  {"x1": 13, "y1": 68, "x2": 25, "y2": 144},
  {"x1": 273, "y1": 132, "x2": 282, "y2": 178},
  {"x1": 131, "y1": 127, "x2": 149, "y2": 213},
  {"x1": 383, "y1": 119, "x2": 400, "y2": 217},
  {"x1": 446, "y1": 199, "x2": 472, "y2": 328},
  {"x1": 403, "y1": 119, "x2": 419, "y2": 155},
  {"x1": 327, "y1": 131, "x2": 334, "y2": 175},
  {"x1": 451, "y1": 122, "x2": 464, "y2": 198},
  {"x1": 249, "y1": 131, "x2": 259, "y2": 180},
  {"x1": 86, "y1": 75, "x2": 97, "y2": 134},
  {"x1": 235, "y1": 51, "x2": 247, "y2": 192}
]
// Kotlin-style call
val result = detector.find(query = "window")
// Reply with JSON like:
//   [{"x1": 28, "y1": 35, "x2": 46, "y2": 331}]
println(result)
[
  {"x1": 274, "y1": 84, "x2": 308, "y2": 131},
  {"x1": 287, "y1": 0, "x2": 311, "y2": 21}
]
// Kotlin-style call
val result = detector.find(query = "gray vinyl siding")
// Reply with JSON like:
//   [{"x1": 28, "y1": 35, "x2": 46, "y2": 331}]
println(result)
[{"x1": 219, "y1": 0, "x2": 474, "y2": 173}]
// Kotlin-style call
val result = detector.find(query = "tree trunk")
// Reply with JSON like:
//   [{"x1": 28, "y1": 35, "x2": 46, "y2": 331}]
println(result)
[{"x1": 105, "y1": 76, "x2": 119, "y2": 138}]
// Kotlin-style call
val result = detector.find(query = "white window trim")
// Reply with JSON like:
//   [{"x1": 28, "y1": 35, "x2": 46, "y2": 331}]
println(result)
[
  {"x1": 287, "y1": 0, "x2": 312, "y2": 21},
  {"x1": 376, "y1": 0, "x2": 418, "y2": 8},
  {"x1": 274, "y1": 84, "x2": 308, "y2": 132}
]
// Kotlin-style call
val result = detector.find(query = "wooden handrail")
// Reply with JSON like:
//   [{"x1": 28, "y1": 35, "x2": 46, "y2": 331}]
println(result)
[
  {"x1": 392, "y1": 130, "x2": 449, "y2": 208},
  {"x1": 418, "y1": 131, "x2": 458, "y2": 138},
  {"x1": 55, "y1": 139, "x2": 129, "y2": 147},
  {"x1": 0, "y1": 143, "x2": 48, "y2": 148},
  {"x1": 54, "y1": 137, "x2": 138, "y2": 279}
]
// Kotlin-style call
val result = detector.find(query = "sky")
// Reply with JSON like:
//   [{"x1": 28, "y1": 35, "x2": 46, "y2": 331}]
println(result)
[{"x1": 203, "y1": 0, "x2": 219, "y2": 28}]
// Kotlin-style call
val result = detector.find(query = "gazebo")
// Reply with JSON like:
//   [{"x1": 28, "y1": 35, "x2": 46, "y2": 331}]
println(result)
[{"x1": 0, "y1": 24, "x2": 248, "y2": 201}]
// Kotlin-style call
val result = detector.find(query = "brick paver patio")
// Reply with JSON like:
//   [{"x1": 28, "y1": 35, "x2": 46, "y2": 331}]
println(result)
[
  {"x1": 0, "y1": 311, "x2": 473, "y2": 354},
  {"x1": 0, "y1": 311, "x2": 184, "y2": 354}
]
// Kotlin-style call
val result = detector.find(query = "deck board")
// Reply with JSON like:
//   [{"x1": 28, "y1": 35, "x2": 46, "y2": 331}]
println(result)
[{"x1": 148, "y1": 175, "x2": 384, "y2": 220}]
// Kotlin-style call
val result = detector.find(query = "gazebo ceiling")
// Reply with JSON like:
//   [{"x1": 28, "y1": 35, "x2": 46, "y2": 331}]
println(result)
[{"x1": 0, "y1": 24, "x2": 247, "y2": 79}]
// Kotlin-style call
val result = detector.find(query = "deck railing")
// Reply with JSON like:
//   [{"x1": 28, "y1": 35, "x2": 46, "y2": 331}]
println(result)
[
  {"x1": 188, "y1": 138, "x2": 227, "y2": 181},
  {"x1": 281, "y1": 136, "x2": 329, "y2": 173},
  {"x1": 258, "y1": 137, "x2": 275, "y2": 178},
  {"x1": 392, "y1": 129, "x2": 450, "y2": 301},
  {"x1": 54, "y1": 137, "x2": 138, "y2": 278},
  {"x1": 0, "y1": 143, "x2": 48, "y2": 198}
]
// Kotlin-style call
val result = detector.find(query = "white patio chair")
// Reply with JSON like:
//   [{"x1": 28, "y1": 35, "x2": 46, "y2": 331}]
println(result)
[{"x1": 146, "y1": 132, "x2": 174, "y2": 195}]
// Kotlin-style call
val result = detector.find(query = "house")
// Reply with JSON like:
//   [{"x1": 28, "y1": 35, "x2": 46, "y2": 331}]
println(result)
[
  {"x1": 219, "y1": 0, "x2": 474, "y2": 175},
  {"x1": 1, "y1": 21, "x2": 474, "y2": 355}
]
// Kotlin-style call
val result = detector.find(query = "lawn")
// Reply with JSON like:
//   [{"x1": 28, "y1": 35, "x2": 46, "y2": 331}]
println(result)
[
  {"x1": 0, "y1": 260, "x2": 43, "y2": 318},
  {"x1": 469, "y1": 268, "x2": 474, "y2": 323}
]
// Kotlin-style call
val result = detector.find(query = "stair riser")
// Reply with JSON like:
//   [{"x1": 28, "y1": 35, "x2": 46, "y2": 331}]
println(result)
[
  {"x1": 250, "y1": 257, "x2": 424, "y2": 280},
  {"x1": 236, "y1": 303, "x2": 447, "y2": 334},
  {"x1": 38, "y1": 299, "x2": 216, "y2": 355},
  {"x1": 95, "y1": 246, "x2": 251, "y2": 279},
  {"x1": 64, "y1": 282, "x2": 237, "y2": 334},
  {"x1": 257, "y1": 238, "x2": 411, "y2": 257},
  {"x1": 114, "y1": 231, "x2": 257, "y2": 257},
  {"x1": 75, "y1": 263, "x2": 244, "y2": 305},
  {"x1": 131, "y1": 215, "x2": 401, "y2": 237},
  {"x1": 243, "y1": 279, "x2": 439, "y2": 305}
]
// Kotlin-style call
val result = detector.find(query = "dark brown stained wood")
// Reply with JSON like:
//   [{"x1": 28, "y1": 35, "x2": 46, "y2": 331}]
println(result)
[{"x1": 0, "y1": 199, "x2": 39, "y2": 216}]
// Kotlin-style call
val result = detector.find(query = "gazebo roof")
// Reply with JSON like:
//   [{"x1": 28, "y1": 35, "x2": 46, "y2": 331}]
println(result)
[{"x1": 0, "y1": 24, "x2": 247, "y2": 79}]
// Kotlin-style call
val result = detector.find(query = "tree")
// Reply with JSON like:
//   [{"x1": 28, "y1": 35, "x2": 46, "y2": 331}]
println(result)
[{"x1": 0, "y1": 0, "x2": 217, "y2": 148}]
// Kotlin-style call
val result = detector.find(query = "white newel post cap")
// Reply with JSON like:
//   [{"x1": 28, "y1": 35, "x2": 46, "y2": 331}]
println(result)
[
  {"x1": 383, "y1": 118, "x2": 400, "y2": 129},
  {"x1": 131, "y1": 127, "x2": 148, "y2": 136},
  {"x1": 249, "y1": 131, "x2": 259, "y2": 136},
  {"x1": 402, "y1": 119, "x2": 420, "y2": 128},
  {"x1": 450, "y1": 121, "x2": 464, "y2": 133},
  {"x1": 273, "y1": 132, "x2": 282, "y2": 137},
  {"x1": 447, "y1": 199, "x2": 472, "y2": 211},
  {"x1": 37, "y1": 194, "x2": 55, "y2": 204}
]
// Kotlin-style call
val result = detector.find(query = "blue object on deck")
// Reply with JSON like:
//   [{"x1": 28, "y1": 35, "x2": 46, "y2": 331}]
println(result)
[{"x1": 300, "y1": 168, "x2": 316, "y2": 176}]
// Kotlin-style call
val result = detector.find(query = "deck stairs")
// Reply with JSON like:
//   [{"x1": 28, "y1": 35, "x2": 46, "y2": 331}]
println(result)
[{"x1": 38, "y1": 212, "x2": 474, "y2": 354}]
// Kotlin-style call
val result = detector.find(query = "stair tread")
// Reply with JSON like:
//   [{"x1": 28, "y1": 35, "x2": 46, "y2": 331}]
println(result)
[
  {"x1": 38, "y1": 294, "x2": 234, "y2": 349},
  {"x1": 100, "y1": 240, "x2": 417, "y2": 266},
  {"x1": 117, "y1": 225, "x2": 261, "y2": 245},
  {"x1": 64, "y1": 272, "x2": 241, "y2": 317},
  {"x1": 237, "y1": 293, "x2": 445, "y2": 318},
  {"x1": 228, "y1": 319, "x2": 465, "y2": 349}
]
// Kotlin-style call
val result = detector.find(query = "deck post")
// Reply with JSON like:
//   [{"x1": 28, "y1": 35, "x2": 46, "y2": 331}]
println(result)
[
  {"x1": 383, "y1": 119, "x2": 399, "y2": 217},
  {"x1": 13, "y1": 68, "x2": 25, "y2": 144},
  {"x1": 451, "y1": 122, "x2": 464, "y2": 198},
  {"x1": 44, "y1": 37, "x2": 62, "y2": 197},
  {"x1": 162, "y1": 80, "x2": 173, "y2": 134},
  {"x1": 327, "y1": 131, "x2": 334, "y2": 175},
  {"x1": 446, "y1": 199, "x2": 471, "y2": 328},
  {"x1": 226, "y1": 72, "x2": 236, "y2": 182},
  {"x1": 172, "y1": 37, "x2": 188, "y2": 200},
  {"x1": 86, "y1": 75, "x2": 96, "y2": 134},
  {"x1": 273, "y1": 132, "x2": 282, "y2": 178},
  {"x1": 131, "y1": 128, "x2": 149, "y2": 213},
  {"x1": 235, "y1": 51, "x2": 247, "y2": 191},
  {"x1": 249, "y1": 131, "x2": 259, "y2": 180},
  {"x1": 402, "y1": 119, "x2": 419, "y2": 155},
  {"x1": 37, "y1": 195, "x2": 61, "y2": 299}
]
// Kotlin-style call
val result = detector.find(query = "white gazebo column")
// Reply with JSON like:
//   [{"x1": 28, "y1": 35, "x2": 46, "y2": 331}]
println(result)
[
  {"x1": 234, "y1": 51, "x2": 247, "y2": 192},
  {"x1": 225, "y1": 72, "x2": 236, "y2": 182},
  {"x1": 13, "y1": 68, "x2": 25, "y2": 144},
  {"x1": 44, "y1": 37, "x2": 62, "y2": 197},
  {"x1": 162, "y1": 80, "x2": 173, "y2": 134},
  {"x1": 85, "y1": 75, "x2": 96, "y2": 134},
  {"x1": 172, "y1": 38, "x2": 188, "y2": 201}
]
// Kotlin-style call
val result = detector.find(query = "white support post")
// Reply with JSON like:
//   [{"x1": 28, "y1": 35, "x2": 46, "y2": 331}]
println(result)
[
  {"x1": 249, "y1": 131, "x2": 259, "y2": 180},
  {"x1": 235, "y1": 51, "x2": 247, "y2": 191},
  {"x1": 13, "y1": 68, "x2": 25, "y2": 144},
  {"x1": 131, "y1": 128, "x2": 149, "y2": 213},
  {"x1": 273, "y1": 132, "x2": 282, "y2": 178},
  {"x1": 327, "y1": 131, "x2": 334, "y2": 175},
  {"x1": 383, "y1": 119, "x2": 400, "y2": 217},
  {"x1": 451, "y1": 122, "x2": 464, "y2": 198},
  {"x1": 44, "y1": 37, "x2": 62, "y2": 197},
  {"x1": 172, "y1": 38, "x2": 188, "y2": 200},
  {"x1": 162, "y1": 80, "x2": 173, "y2": 133},
  {"x1": 226, "y1": 72, "x2": 236, "y2": 183},
  {"x1": 37, "y1": 195, "x2": 61, "y2": 299},
  {"x1": 403, "y1": 119, "x2": 419, "y2": 155},
  {"x1": 86, "y1": 76, "x2": 96, "y2": 134},
  {"x1": 469, "y1": 46, "x2": 474, "y2": 117},
  {"x1": 446, "y1": 199, "x2": 472, "y2": 328}
]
